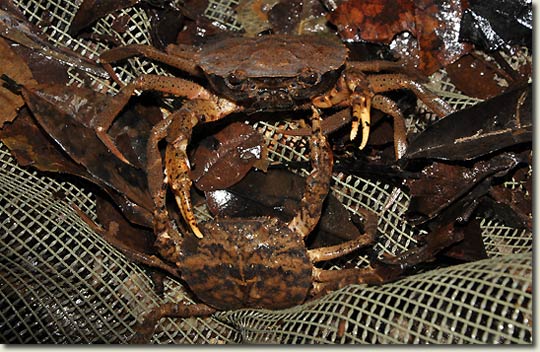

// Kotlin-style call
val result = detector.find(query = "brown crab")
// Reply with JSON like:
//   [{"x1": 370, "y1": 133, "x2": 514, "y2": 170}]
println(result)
[
  {"x1": 128, "y1": 111, "x2": 390, "y2": 343},
  {"x1": 97, "y1": 34, "x2": 453, "y2": 238}
]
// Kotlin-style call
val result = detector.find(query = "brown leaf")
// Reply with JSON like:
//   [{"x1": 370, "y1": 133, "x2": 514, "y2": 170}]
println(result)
[
  {"x1": 19, "y1": 83, "x2": 153, "y2": 212},
  {"x1": 0, "y1": 107, "x2": 86, "y2": 175},
  {"x1": 405, "y1": 153, "x2": 521, "y2": 222},
  {"x1": 191, "y1": 122, "x2": 268, "y2": 191},
  {"x1": 205, "y1": 168, "x2": 361, "y2": 247},
  {"x1": 0, "y1": 104, "x2": 153, "y2": 227},
  {"x1": 445, "y1": 54, "x2": 506, "y2": 99},
  {"x1": 0, "y1": 37, "x2": 36, "y2": 127},
  {"x1": 68, "y1": 0, "x2": 141, "y2": 35}
]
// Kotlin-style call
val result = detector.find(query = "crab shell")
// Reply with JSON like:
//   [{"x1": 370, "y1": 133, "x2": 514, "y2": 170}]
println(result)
[
  {"x1": 196, "y1": 35, "x2": 349, "y2": 111},
  {"x1": 175, "y1": 217, "x2": 312, "y2": 310}
]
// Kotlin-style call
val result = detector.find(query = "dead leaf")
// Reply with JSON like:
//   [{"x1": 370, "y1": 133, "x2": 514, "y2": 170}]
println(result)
[
  {"x1": 0, "y1": 37, "x2": 36, "y2": 127},
  {"x1": 328, "y1": 0, "x2": 416, "y2": 43},
  {"x1": 68, "y1": 0, "x2": 141, "y2": 35},
  {"x1": 329, "y1": 0, "x2": 471, "y2": 74},
  {"x1": 191, "y1": 122, "x2": 268, "y2": 191},
  {"x1": 205, "y1": 168, "x2": 362, "y2": 247}
]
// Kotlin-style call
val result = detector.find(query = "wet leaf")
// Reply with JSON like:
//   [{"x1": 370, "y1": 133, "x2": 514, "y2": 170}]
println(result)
[
  {"x1": 235, "y1": 0, "x2": 277, "y2": 37},
  {"x1": 147, "y1": 6, "x2": 185, "y2": 50},
  {"x1": 404, "y1": 84, "x2": 532, "y2": 161},
  {"x1": 0, "y1": 104, "x2": 153, "y2": 227},
  {"x1": 445, "y1": 54, "x2": 507, "y2": 100},
  {"x1": 205, "y1": 168, "x2": 362, "y2": 246},
  {"x1": 459, "y1": 0, "x2": 532, "y2": 52},
  {"x1": 95, "y1": 192, "x2": 155, "y2": 254},
  {"x1": 191, "y1": 122, "x2": 268, "y2": 191},
  {"x1": 486, "y1": 162, "x2": 532, "y2": 231},
  {"x1": 19, "y1": 83, "x2": 153, "y2": 212},
  {"x1": 405, "y1": 153, "x2": 522, "y2": 224},
  {"x1": 440, "y1": 219, "x2": 488, "y2": 262},
  {"x1": 0, "y1": 107, "x2": 86, "y2": 175},
  {"x1": 267, "y1": 0, "x2": 303, "y2": 35},
  {"x1": 68, "y1": 0, "x2": 141, "y2": 36},
  {"x1": 0, "y1": 9, "x2": 109, "y2": 78}
]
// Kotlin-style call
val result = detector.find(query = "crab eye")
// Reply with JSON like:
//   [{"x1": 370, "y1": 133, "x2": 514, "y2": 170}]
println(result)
[
  {"x1": 225, "y1": 70, "x2": 246, "y2": 88},
  {"x1": 298, "y1": 69, "x2": 319, "y2": 86}
]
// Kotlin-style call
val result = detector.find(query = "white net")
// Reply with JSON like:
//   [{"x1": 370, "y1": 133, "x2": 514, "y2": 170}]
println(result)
[{"x1": 0, "y1": 0, "x2": 533, "y2": 344}]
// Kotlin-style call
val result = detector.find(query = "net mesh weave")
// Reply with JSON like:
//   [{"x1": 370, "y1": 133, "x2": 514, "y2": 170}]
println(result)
[{"x1": 0, "y1": 0, "x2": 533, "y2": 344}]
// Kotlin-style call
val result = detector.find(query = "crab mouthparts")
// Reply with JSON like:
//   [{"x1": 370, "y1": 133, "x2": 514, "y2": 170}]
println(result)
[{"x1": 253, "y1": 89, "x2": 295, "y2": 110}]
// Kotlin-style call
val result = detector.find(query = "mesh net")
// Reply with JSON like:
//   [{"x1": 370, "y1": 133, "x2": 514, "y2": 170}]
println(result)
[{"x1": 0, "y1": 0, "x2": 533, "y2": 344}]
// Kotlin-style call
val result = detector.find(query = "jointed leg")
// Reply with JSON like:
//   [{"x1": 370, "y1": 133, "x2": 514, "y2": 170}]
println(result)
[
  {"x1": 371, "y1": 94, "x2": 408, "y2": 159},
  {"x1": 95, "y1": 74, "x2": 211, "y2": 164},
  {"x1": 146, "y1": 115, "x2": 187, "y2": 244},
  {"x1": 100, "y1": 44, "x2": 200, "y2": 76},
  {"x1": 307, "y1": 208, "x2": 378, "y2": 262},
  {"x1": 287, "y1": 108, "x2": 334, "y2": 238},
  {"x1": 146, "y1": 108, "x2": 203, "y2": 239},
  {"x1": 131, "y1": 302, "x2": 216, "y2": 344},
  {"x1": 367, "y1": 74, "x2": 454, "y2": 117},
  {"x1": 310, "y1": 266, "x2": 389, "y2": 297}
]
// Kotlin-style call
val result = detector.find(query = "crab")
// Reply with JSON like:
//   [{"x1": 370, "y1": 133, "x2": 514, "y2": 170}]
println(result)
[
  {"x1": 126, "y1": 111, "x2": 392, "y2": 343},
  {"x1": 97, "y1": 34, "x2": 453, "y2": 238}
]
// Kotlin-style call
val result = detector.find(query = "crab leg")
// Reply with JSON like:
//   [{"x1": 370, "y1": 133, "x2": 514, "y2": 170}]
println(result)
[
  {"x1": 313, "y1": 73, "x2": 374, "y2": 150},
  {"x1": 310, "y1": 266, "x2": 389, "y2": 297},
  {"x1": 347, "y1": 60, "x2": 417, "y2": 74},
  {"x1": 163, "y1": 108, "x2": 202, "y2": 239},
  {"x1": 287, "y1": 108, "x2": 333, "y2": 238},
  {"x1": 367, "y1": 74, "x2": 454, "y2": 117},
  {"x1": 99, "y1": 44, "x2": 200, "y2": 76},
  {"x1": 146, "y1": 114, "x2": 191, "y2": 241},
  {"x1": 131, "y1": 302, "x2": 216, "y2": 343},
  {"x1": 95, "y1": 74, "x2": 211, "y2": 164},
  {"x1": 371, "y1": 95, "x2": 408, "y2": 159},
  {"x1": 307, "y1": 233, "x2": 375, "y2": 263},
  {"x1": 350, "y1": 93, "x2": 372, "y2": 149},
  {"x1": 307, "y1": 208, "x2": 378, "y2": 262},
  {"x1": 163, "y1": 98, "x2": 241, "y2": 239}
]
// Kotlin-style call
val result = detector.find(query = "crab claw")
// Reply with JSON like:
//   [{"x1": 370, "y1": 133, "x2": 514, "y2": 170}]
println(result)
[
  {"x1": 175, "y1": 194, "x2": 204, "y2": 239},
  {"x1": 351, "y1": 95, "x2": 371, "y2": 150},
  {"x1": 166, "y1": 138, "x2": 204, "y2": 239}
]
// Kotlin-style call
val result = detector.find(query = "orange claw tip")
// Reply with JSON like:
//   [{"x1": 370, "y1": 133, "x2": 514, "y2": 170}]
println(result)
[
  {"x1": 190, "y1": 222, "x2": 204, "y2": 239},
  {"x1": 357, "y1": 123, "x2": 369, "y2": 150},
  {"x1": 175, "y1": 194, "x2": 204, "y2": 239}
]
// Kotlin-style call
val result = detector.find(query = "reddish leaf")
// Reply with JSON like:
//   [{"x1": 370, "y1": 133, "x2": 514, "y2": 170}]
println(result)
[
  {"x1": 414, "y1": 0, "x2": 471, "y2": 74},
  {"x1": 329, "y1": 0, "x2": 471, "y2": 74},
  {"x1": 328, "y1": 0, "x2": 415, "y2": 43},
  {"x1": 445, "y1": 54, "x2": 506, "y2": 99},
  {"x1": 191, "y1": 122, "x2": 268, "y2": 191}
]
